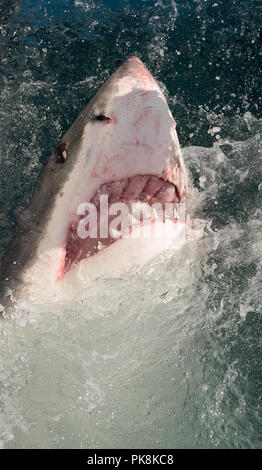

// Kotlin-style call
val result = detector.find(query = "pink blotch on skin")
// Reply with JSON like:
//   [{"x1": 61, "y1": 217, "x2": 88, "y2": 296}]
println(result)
[{"x1": 56, "y1": 245, "x2": 66, "y2": 281}]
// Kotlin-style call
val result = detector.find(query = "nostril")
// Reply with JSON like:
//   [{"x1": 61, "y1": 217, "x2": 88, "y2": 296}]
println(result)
[{"x1": 90, "y1": 114, "x2": 111, "y2": 123}]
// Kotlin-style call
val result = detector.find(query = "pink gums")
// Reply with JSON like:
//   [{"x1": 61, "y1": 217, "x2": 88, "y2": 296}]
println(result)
[{"x1": 60, "y1": 175, "x2": 182, "y2": 278}]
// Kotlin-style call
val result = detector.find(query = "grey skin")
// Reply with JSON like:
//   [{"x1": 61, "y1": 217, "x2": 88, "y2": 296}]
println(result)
[{"x1": 0, "y1": 59, "x2": 149, "y2": 308}]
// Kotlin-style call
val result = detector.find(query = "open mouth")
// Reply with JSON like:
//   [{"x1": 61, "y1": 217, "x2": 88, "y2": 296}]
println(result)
[
  {"x1": 0, "y1": 56, "x2": 189, "y2": 306},
  {"x1": 30, "y1": 56, "x2": 188, "y2": 285},
  {"x1": 63, "y1": 174, "x2": 182, "y2": 275}
]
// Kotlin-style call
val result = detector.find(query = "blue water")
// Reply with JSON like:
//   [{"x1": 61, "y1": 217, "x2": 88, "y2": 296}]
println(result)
[{"x1": 0, "y1": 0, "x2": 261, "y2": 449}]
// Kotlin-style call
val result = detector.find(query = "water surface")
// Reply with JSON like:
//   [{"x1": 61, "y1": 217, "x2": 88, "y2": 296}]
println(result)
[{"x1": 0, "y1": 0, "x2": 261, "y2": 449}]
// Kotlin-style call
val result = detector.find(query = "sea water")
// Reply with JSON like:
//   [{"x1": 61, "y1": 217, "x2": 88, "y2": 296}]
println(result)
[{"x1": 0, "y1": 0, "x2": 261, "y2": 448}]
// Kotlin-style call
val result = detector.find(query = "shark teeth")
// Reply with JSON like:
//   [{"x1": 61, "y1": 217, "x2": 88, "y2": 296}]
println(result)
[
  {"x1": 152, "y1": 207, "x2": 160, "y2": 220},
  {"x1": 130, "y1": 201, "x2": 153, "y2": 221}
]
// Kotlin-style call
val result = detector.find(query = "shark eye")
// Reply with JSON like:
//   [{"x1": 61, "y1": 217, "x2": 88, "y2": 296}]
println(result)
[{"x1": 55, "y1": 143, "x2": 68, "y2": 164}]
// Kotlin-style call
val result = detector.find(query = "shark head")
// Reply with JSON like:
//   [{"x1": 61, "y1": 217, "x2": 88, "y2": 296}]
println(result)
[{"x1": 0, "y1": 57, "x2": 188, "y2": 305}]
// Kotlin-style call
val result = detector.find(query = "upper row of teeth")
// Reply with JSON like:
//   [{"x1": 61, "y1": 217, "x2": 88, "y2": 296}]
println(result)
[{"x1": 91, "y1": 176, "x2": 178, "y2": 207}]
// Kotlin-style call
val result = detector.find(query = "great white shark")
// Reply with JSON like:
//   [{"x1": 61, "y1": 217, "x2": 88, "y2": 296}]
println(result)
[{"x1": 0, "y1": 56, "x2": 188, "y2": 308}]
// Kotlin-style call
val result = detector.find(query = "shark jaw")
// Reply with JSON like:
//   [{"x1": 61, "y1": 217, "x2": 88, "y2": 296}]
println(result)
[{"x1": 0, "y1": 56, "x2": 188, "y2": 306}]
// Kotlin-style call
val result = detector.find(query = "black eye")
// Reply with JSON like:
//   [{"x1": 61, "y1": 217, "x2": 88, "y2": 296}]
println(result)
[{"x1": 55, "y1": 143, "x2": 68, "y2": 164}]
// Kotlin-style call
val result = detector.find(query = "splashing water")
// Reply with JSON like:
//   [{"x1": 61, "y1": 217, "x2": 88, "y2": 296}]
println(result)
[{"x1": 0, "y1": 0, "x2": 261, "y2": 449}]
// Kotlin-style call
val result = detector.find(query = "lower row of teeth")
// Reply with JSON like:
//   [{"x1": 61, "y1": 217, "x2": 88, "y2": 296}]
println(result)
[{"x1": 93, "y1": 201, "x2": 180, "y2": 241}]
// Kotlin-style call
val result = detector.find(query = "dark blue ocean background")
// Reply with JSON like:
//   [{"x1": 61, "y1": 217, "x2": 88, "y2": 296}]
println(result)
[
  {"x1": 0, "y1": 0, "x2": 261, "y2": 449},
  {"x1": 0, "y1": 0, "x2": 261, "y2": 248}
]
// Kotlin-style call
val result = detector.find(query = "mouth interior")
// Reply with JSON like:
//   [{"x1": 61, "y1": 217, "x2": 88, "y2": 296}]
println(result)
[{"x1": 63, "y1": 174, "x2": 181, "y2": 276}]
